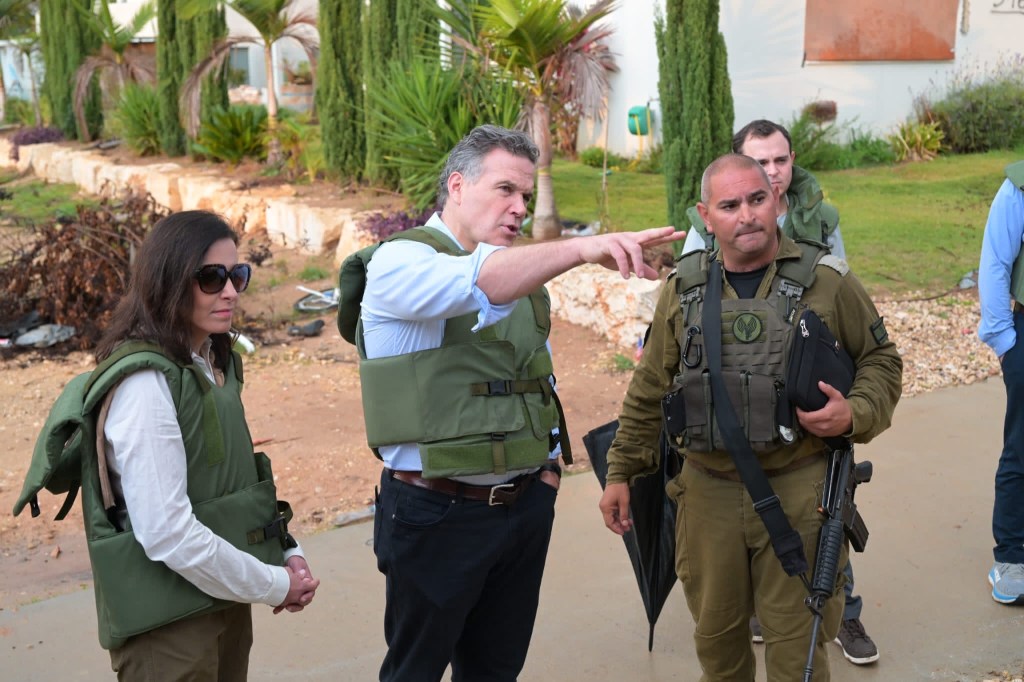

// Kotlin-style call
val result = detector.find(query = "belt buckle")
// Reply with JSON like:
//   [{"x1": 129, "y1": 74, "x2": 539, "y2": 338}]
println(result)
[{"x1": 488, "y1": 482, "x2": 516, "y2": 506}]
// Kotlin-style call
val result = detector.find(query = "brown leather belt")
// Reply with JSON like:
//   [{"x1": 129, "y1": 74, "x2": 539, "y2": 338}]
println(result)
[
  {"x1": 1014, "y1": 301, "x2": 1023, "y2": 314},
  {"x1": 686, "y1": 452, "x2": 824, "y2": 483},
  {"x1": 389, "y1": 469, "x2": 536, "y2": 506}
]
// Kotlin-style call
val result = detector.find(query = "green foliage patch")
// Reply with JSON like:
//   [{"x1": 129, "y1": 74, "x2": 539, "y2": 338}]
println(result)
[
  {"x1": 193, "y1": 105, "x2": 268, "y2": 164},
  {"x1": 109, "y1": 83, "x2": 161, "y2": 156},
  {"x1": 367, "y1": 58, "x2": 522, "y2": 211}
]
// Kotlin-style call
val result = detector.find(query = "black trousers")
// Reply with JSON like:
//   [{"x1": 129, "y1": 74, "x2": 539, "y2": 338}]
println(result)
[{"x1": 374, "y1": 469, "x2": 557, "y2": 682}]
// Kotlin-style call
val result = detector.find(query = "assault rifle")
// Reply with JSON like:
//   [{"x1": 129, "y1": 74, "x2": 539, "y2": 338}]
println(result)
[{"x1": 802, "y1": 442, "x2": 872, "y2": 682}]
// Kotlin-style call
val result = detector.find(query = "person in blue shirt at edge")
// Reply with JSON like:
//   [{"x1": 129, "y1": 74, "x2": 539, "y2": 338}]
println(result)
[
  {"x1": 681, "y1": 119, "x2": 878, "y2": 666},
  {"x1": 355, "y1": 124, "x2": 684, "y2": 682},
  {"x1": 978, "y1": 160, "x2": 1024, "y2": 606}
]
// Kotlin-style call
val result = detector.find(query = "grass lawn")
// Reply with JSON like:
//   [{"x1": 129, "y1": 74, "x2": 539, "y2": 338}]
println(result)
[
  {"x1": 553, "y1": 148, "x2": 1024, "y2": 296},
  {"x1": 0, "y1": 170, "x2": 91, "y2": 225}
]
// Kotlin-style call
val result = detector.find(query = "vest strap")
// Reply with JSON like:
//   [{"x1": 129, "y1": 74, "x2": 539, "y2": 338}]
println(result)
[
  {"x1": 703, "y1": 259, "x2": 809, "y2": 578},
  {"x1": 491, "y1": 433, "x2": 508, "y2": 475},
  {"x1": 470, "y1": 378, "x2": 548, "y2": 397}
]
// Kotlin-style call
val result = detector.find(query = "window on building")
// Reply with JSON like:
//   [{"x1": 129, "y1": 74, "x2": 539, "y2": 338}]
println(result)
[
  {"x1": 228, "y1": 46, "x2": 250, "y2": 86},
  {"x1": 804, "y1": 0, "x2": 959, "y2": 62}
]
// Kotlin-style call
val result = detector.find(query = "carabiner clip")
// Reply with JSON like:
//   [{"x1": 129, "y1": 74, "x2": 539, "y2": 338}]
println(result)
[{"x1": 682, "y1": 326, "x2": 702, "y2": 368}]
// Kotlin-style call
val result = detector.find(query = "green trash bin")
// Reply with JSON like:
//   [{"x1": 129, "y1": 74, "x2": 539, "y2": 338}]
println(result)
[{"x1": 628, "y1": 105, "x2": 650, "y2": 135}]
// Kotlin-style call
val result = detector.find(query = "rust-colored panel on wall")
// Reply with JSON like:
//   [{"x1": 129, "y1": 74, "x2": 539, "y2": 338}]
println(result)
[{"x1": 804, "y1": 0, "x2": 958, "y2": 62}]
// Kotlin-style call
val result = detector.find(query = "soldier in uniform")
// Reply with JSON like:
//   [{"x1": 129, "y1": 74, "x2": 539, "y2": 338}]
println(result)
[
  {"x1": 978, "y1": 160, "x2": 1024, "y2": 605},
  {"x1": 684, "y1": 119, "x2": 878, "y2": 665},
  {"x1": 599, "y1": 154, "x2": 902, "y2": 681}
]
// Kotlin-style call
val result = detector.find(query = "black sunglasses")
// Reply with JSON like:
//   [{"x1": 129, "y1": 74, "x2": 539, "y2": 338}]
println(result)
[{"x1": 193, "y1": 263, "x2": 252, "y2": 294}]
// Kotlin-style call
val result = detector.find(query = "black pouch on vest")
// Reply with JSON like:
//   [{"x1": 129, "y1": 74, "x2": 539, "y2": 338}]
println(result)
[
  {"x1": 662, "y1": 378, "x2": 687, "y2": 438},
  {"x1": 786, "y1": 309, "x2": 855, "y2": 412}
]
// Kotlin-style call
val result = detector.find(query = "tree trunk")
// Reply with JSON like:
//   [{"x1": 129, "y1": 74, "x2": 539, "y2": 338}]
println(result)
[
  {"x1": 26, "y1": 54, "x2": 41, "y2": 125},
  {"x1": 264, "y1": 44, "x2": 281, "y2": 165},
  {"x1": 0, "y1": 70, "x2": 7, "y2": 124},
  {"x1": 530, "y1": 100, "x2": 561, "y2": 241}
]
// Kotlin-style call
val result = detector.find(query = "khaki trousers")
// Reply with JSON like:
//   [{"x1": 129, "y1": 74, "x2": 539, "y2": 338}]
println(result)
[
  {"x1": 109, "y1": 603, "x2": 253, "y2": 682},
  {"x1": 667, "y1": 460, "x2": 846, "y2": 681}
]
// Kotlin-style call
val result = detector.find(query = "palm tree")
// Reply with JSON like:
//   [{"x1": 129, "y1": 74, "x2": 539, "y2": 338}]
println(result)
[
  {"x1": 442, "y1": 0, "x2": 618, "y2": 241},
  {"x1": 0, "y1": 0, "x2": 36, "y2": 123},
  {"x1": 72, "y1": 0, "x2": 157, "y2": 141},
  {"x1": 179, "y1": 0, "x2": 319, "y2": 165}
]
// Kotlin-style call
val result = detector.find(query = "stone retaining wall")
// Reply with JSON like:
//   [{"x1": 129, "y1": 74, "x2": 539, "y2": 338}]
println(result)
[{"x1": 0, "y1": 138, "x2": 656, "y2": 349}]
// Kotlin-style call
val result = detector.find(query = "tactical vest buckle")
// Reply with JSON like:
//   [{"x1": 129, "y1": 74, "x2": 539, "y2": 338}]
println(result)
[
  {"x1": 778, "y1": 281, "x2": 804, "y2": 300},
  {"x1": 483, "y1": 380, "x2": 513, "y2": 396}
]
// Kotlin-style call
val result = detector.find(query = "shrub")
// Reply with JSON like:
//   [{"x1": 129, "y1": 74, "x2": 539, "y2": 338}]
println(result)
[
  {"x1": 579, "y1": 146, "x2": 628, "y2": 169},
  {"x1": 109, "y1": 83, "x2": 161, "y2": 157},
  {"x1": 367, "y1": 58, "x2": 522, "y2": 210},
  {"x1": 785, "y1": 112, "x2": 845, "y2": 171},
  {"x1": 631, "y1": 144, "x2": 664, "y2": 174},
  {"x1": 4, "y1": 98, "x2": 34, "y2": 126},
  {"x1": 0, "y1": 190, "x2": 168, "y2": 350},
  {"x1": 845, "y1": 127, "x2": 897, "y2": 166},
  {"x1": 917, "y1": 57, "x2": 1024, "y2": 153},
  {"x1": 193, "y1": 105, "x2": 268, "y2": 164},
  {"x1": 360, "y1": 206, "x2": 435, "y2": 242},
  {"x1": 889, "y1": 120, "x2": 944, "y2": 162},
  {"x1": 8, "y1": 125, "x2": 64, "y2": 162},
  {"x1": 271, "y1": 115, "x2": 325, "y2": 183}
]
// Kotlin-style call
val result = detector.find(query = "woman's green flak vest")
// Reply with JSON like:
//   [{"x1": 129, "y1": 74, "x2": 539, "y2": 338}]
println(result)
[
  {"x1": 337, "y1": 226, "x2": 571, "y2": 479},
  {"x1": 666, "y1": 240, "x2": 844, "y2": 454},
  {"x1": 14, "y1": 342, "x2": 292, "y2": 649},
  {"x1": 1006, "y1": 161, "x2": 1024, "y2": 305},
  {"x1": 685, "y1": 165, "x2": 840, "y2": 251}
]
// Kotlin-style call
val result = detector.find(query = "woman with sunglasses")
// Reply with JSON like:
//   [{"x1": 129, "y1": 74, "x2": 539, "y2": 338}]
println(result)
[{"x1": 92, "y1": 210, "x2": 319, "y2": 680}]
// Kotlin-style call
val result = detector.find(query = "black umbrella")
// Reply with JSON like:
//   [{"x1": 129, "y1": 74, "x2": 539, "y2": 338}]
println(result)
[{"x1": 585, "y1": 419, "x2": 681, "y2": 651}]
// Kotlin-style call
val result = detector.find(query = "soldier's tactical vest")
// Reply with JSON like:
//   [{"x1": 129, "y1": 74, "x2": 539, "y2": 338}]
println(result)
[
  {"x1": 1006, "y1": 161, "x2": 1024, "y2": 305},
  {"x1": 15, "y1": 343, "x2": 289, "y2": 650},
  {"x1": 351, "y1": 227, "x2": 566, "y2": 479},
  {"x1": 686, "y1": 165, "x2": 840, "y2": 251},
  {"x1": 669, "y1": 241, "x2": 835, "y2": 454}
]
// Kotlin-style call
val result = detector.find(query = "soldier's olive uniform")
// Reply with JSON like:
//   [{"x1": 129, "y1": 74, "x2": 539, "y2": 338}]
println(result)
[{"x1": 606, "y1": 233, "x2": 902, "y2": 681}]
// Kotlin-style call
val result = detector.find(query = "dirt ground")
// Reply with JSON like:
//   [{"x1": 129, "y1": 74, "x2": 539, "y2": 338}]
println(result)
[
  {"x1": 0, "y1": 245, "x2": 636, "y2": 610},
  {"x1": 0, "y1": 234, "x2": 1002, "y2": 617}
]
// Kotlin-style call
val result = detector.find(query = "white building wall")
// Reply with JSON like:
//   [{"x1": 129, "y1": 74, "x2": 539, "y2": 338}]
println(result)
[{"x1": 584, "y1": 0, "x2": 1024, "y2": 156}]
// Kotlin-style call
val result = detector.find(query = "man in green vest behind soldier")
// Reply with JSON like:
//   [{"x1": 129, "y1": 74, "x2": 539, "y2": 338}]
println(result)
[
  {"x1": 350, "y1": 125, "x2": 683, "y2": 682},
  {"x1": 978, "y1": 160, "x2": 1024, "y2": 605},
  {"x1": 684, "y1": 119, "x2": 879, "y2": 666},
  {"x1": 600, "y1": 153, "x2": 902, "y2": 681}
]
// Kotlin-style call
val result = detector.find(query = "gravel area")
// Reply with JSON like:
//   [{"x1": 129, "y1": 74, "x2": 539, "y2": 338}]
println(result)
[{"x1": 874, "y1": 287, "x2": 1000, "y2": 398}]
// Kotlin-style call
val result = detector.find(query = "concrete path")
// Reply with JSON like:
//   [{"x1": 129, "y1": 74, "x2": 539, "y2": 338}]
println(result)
[{"x1": 4, "y1": 379, "x2": 1024, "y2": 681}]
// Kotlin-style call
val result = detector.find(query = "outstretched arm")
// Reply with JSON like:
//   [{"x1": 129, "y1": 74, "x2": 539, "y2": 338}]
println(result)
[{"x1": 477, "y1": 227, "x2": 684, "y2": 304}]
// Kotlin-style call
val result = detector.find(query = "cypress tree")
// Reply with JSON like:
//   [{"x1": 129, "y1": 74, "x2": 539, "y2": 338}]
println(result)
[
  {"x1": 363, "y1": 0, "x2": 399, "y2": 185},
  {"x1": 156, "y1": 1, "x2": 186, "y2": 155},
  {"x1": 655, "y1": 0, "x2": 733, "y2": 233},
  {"x1": 396, "y1": 0, "x2": 438, "y2": 63},
  {"x1": 318, "y1": 0, "x2": 364, "y2": 180},
  {"x1": 39, "y1": 0, "x2": 101, "y2": 140},
  {"x1": 156, "y1": 4, "x2": 228, "y2": 157},
  {"x1": 193, "y1": 7, "x2": 229, "y2": 129}
]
